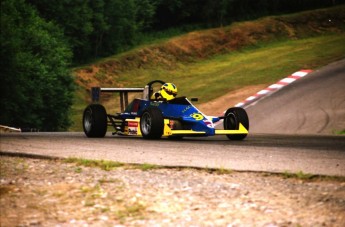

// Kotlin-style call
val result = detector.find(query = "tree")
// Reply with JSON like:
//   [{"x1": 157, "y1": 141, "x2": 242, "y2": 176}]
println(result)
[
  {"x1": 89, "y1": 0, "x2": 110, "y2": 57},
  {"x1": 0, "y1": 0, "x2": 74, "y2": 131},
  {"x1": 27, "y1": 0, "x2": 94, "y2": 62},
  {"x1": 98, "y1": 0, "x2": 138, "y2": 55},
  {"x1": 135, "y1": 0, "x2": 157, "y2": 32},
  {"x1": 28, "y1": 0, "x2": 147, "y2": 60}
]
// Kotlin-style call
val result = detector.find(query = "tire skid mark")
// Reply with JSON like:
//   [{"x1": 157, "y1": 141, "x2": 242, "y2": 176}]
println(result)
[
  {"x1": 317, "y1": 107, "x2": 331, "y2": 133},
  {"x1": 296, "y1": 111, "x2": 307, "y2": 132}
]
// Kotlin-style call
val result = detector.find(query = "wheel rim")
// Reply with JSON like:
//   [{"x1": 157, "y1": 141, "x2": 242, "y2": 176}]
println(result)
[
  {"x1": 84, "y1": 109, "x2": 92, "y2": 132},
  {"x1": 225, "y1": 112, "x2": 237, "y2": 129},
  {"x1": 141, "y1": 112, "x2": 152, "y2": 135}
]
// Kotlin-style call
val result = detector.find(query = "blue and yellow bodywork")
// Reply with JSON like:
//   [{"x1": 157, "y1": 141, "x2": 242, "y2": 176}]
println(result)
[{"x1": 119, "y1": 97, "x2": 248, "y2": 137}]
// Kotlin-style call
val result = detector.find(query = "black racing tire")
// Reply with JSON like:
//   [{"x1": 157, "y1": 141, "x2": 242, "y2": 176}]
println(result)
[
  {"x1": 83, "y1": 104, "x2": 107, "y2": 138},
  {"x1": 140, "y1": 107, "x2": 164, "y2": 139},
  {"x1": 223, "y1": 107, "x2": 249, "y2": 140}
]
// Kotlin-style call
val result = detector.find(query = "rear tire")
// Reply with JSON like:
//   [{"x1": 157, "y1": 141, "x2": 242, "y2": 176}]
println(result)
[
  {"x1": 83, "y1": 104, "x2": 107, "y2": 138},
  {"x1": 140, "y1": 107, "x2": 164, "y2": 139},
  {"x1": 224, "y1": 107, "x2": 249, "y2": 140}
]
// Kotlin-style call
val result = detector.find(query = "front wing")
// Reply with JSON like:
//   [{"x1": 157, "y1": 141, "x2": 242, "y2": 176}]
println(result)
[{"x1": 167, "y1": 122, "x2": 248, "y2": 136}]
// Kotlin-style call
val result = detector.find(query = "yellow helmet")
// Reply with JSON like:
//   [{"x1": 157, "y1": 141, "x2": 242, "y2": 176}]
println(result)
[{"x1": 160, "y1": 83, "x2": 177, "y2": 101}]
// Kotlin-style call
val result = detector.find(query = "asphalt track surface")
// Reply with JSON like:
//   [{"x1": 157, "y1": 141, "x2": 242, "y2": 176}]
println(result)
[
  {"x1": 1, "y1": 60, "x2": 345, "y2": 176},
  {"x1": 246, "y1": 59, "x2": 345, "y2": 134},
  {"x1": 1, "y1": 132, "x2": 345, "y2": 176}
]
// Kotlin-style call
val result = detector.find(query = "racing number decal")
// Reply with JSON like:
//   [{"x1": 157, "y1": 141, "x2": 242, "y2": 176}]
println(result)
[{"x1": 191, "y1": 113, "x2": 204, "y2": 121}]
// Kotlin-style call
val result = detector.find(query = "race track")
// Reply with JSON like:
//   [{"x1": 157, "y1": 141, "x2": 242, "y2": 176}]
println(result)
[
  {"x1": 1, "y1": 132, "x2": 345, "y2": 176},
  {"x1": 1, "y1": 60, "x2": 345, "y2": 176}
]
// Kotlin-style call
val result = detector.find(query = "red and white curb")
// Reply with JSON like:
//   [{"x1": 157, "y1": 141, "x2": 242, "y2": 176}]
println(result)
[
  {"x1": 235, "y1": 69, "x2": 313, "y2": 108},
  {"x1": 214, "y1": 69, "x2": 313, "y2": 127}
]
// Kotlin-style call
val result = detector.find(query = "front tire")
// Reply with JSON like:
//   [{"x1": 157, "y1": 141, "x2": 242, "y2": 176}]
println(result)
[
  {"x1": 83, "y1": 104, "x2": 107, "y2": 138},
  {"x1": 224, "y1": 107, "x2": 249, "y2": 140},
  {"x1": 140, "y1": 107, "x2": 164, "y2": 139}
]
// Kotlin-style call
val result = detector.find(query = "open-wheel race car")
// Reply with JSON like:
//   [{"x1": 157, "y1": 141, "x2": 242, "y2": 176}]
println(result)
[{"x1": 82, "y1": 80, "x2": 249, "y2": 140}]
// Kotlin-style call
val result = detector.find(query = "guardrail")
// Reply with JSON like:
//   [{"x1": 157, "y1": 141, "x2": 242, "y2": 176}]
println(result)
[{"x1": 0, "y1": 125, "x2": 21, "y2": 133}]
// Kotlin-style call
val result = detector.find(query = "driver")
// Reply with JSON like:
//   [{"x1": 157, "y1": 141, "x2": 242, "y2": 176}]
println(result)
[{"x1": 151, "y1": 83, "x2": 178, "y2": 101}]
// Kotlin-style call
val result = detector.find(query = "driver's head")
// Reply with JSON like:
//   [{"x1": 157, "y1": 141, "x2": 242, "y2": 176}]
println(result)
[{"x1": 160, "y1": 83, "x2": 177, "y2": 101}]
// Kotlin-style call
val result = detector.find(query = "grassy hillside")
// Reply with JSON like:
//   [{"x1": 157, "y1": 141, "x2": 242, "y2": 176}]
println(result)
[{"x1": 70, "y1": 6, "x2": 345, "y2": 131}]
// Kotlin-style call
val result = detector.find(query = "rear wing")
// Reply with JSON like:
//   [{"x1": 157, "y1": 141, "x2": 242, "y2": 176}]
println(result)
[{"x1": 91, "y1": 86, "x2": 151, "y2": 112}]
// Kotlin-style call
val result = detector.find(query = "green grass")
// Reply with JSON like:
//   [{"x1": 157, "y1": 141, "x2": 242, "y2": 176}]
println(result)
[
  {"x1": 283, "y1": 171, "x2": 314, "y2": 180},
  {"x1": 62, "y1": 157, "x2": 345, "y2": 181},
  {"x1": 262, "y1": 171, "x2": 345, "y2": 181},
  {"x1": 335, "y1": 129, "x2": 345, "y2": 135},
  {"x1": 64, "y1": 157, "x2": 124, "y2": 171},
  {"x1": 117, "y1": 34, "x2": 345, "y2": 101},
  {"x1": 64, "y1": 157, "x2": 163, "y2": 171},
  {"x1": 137, "y1": 163, "x2": 160, "y2": 171},
  {"x1": 115, "y1": 202, "x2": 147, "y2": 223}
]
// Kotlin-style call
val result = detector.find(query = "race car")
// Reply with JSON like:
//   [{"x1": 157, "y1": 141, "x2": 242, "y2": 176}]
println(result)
[{"x1": 82, "y1": 80, "x2": 249, "y2": 140}]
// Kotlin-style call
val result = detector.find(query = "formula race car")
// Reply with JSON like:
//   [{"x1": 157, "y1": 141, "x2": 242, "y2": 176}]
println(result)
[{"x1": 82, "y1": 80, "x2": 249, "y2": 140}]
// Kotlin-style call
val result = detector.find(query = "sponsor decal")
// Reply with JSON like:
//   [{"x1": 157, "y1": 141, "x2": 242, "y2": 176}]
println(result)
[
  {"x1": 128, "y1": 128, "x2": 138, "y2": 135},
  {"x1": 150, "y1": 102, "x2": 160, "y2": 107},
  {"x1": 128, "y1": 122, "x2": 138, "y2": 127},
  {"x1": 203, "y1": 120, "x2": 213, "y2": 128},
  {"x1": 182, "y1": 105, "x2": 191, "y2": 113},
  {"x1": 191, "y1": 113, "x2": 204, "y2": 121}
]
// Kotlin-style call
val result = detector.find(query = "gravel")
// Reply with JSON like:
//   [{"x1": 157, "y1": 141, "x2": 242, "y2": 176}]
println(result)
[{"x1": 1, "y1": 156, "x2": 344, "y2": 226}]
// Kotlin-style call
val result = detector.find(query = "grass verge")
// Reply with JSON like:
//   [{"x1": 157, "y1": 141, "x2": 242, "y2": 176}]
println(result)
[
  {"x1": 64, "y1": 157, "x2": 124, "y2": 171},
  {"x1": 335, "y1": 129, "x2": 345, "y2": 135},
  {"x1": 64, "y1": 157, "x2": 162, "y2": 171},
  {"x1": 62, "y1": 157, "x2": 345, "y2": 181}
]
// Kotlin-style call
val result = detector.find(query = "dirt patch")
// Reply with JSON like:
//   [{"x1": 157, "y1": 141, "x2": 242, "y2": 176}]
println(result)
[
  {"x1": 196, "y1": 84, "x2": 267, "y2": 115},
  {"x1": 1, "y1": 156, "x2": 344, "y2": 226}
]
